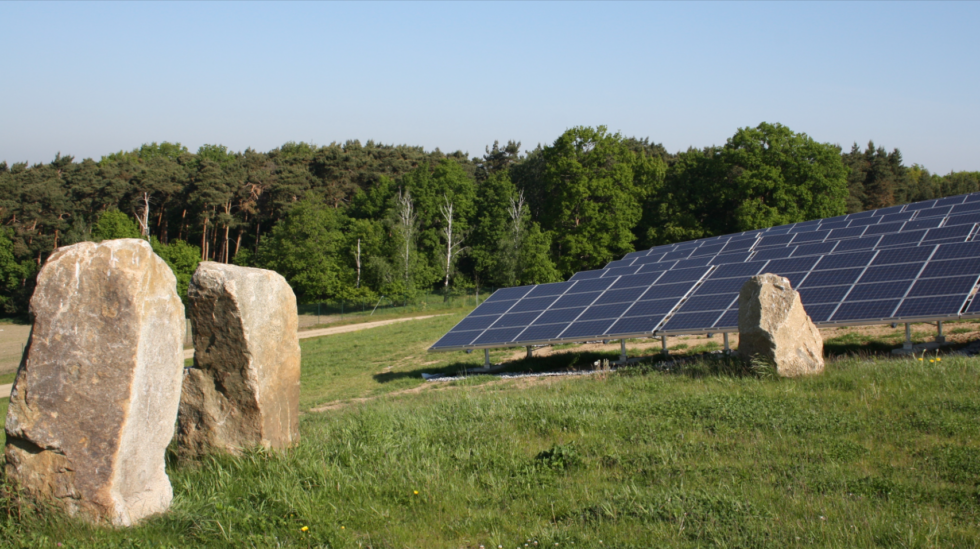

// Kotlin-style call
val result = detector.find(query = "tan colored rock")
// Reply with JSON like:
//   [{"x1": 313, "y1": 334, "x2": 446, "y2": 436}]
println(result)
[
  {"x1": 4, "y1": 239, "x2": 185, "y2": 526},
  {"x1": 737, "y1": 273, "x2": 824, "y2": 377},
  {"x1": 177, "y1": 262, "x2": 300, "y2": 458}
]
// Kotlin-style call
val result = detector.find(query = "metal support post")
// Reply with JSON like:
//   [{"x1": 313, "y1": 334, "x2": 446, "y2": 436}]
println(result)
[
  {"x1": 723, "y1": 332, "x2": 730, "y2": 353},
  {"x1": 904, "y1": 323, "x2": 913, "y2": 350},
  {"x1": 526, "y1": 346, "x2": 533, "y2": 360},
  {"x1": 620, "y1": 339, "x2": 627, "y2": 362},
  {"x1": 936, "y1": 321, "x2": 945, "y2": 344},
  {"x1": 484, "y1": 348, "x2": 490, "y2": 368},
  {"x1": 661, "y1": 335, "x2": 669, "y2": 356}
]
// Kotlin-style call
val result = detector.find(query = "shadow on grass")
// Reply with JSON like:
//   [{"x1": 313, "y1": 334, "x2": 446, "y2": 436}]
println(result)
[
  {"x1": 823, "y1": 331, "x2": 979, "y2": 358},
  {"x1": 617, "y1": 352, "x2": 775, "y2": 380},
  {"x1": 373, "y1": 350, "x2": 623, "y2": 384},
  {"x1": 824, "y1": 340, "x2": 901, "y2": 358},
  {"x1": 373, "y1": 347, "x2": 775, "y2": 384}
]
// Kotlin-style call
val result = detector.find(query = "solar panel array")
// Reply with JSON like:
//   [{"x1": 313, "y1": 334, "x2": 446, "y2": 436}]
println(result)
[{"x1": 431, "y1": 192, "x2": 980, "y2": 351}]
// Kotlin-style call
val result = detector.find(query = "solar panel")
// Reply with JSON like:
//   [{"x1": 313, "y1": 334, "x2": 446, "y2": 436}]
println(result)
[
  {"x1": 625, "y1": 298, "x2": 679, "y2": 316},
  {"x1": 430, "y1": 192, "x2": 980, "y2": 351},
  {"x1": 517, "y1": 323, "x2": 567, "y2": 341},
  {"x1": 534, "y1": 308, "x2": 584, "y2": 324},
  {"x1": 561, "y1": 319, "x2": 617, "y2": 339},
  {"x1": 798, "y1": 285, "x2": 851, "y2": 304},
  {"x1": 607, "y1": 315, "x2": 665, "y2": 335},
  {"x1": 799, "y1": 268, "x2": 863, "y2": 287}
]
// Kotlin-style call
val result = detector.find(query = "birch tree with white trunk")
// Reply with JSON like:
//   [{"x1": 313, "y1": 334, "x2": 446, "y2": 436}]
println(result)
[
  {"x1": 440, "y1": 194, "x2": 466, "y2": 292},
  {"x1": 395, "y1": 189, "x2": 418, "y2": 292}
]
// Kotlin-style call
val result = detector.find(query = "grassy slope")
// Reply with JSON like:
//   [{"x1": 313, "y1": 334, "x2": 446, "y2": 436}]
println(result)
[{"x1": 0, "y1": 316, "x2": 978, "y2": 548}]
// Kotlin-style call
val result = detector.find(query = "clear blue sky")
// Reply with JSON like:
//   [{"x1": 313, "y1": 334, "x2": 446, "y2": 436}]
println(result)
[{"x1": 2, "y1": 1, "x2": 978, "y2": 173}]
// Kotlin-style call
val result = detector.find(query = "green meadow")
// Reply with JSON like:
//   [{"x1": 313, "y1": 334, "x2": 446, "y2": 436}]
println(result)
[{"x1": 1, "y1": 313, "x2": 979, "y2": 548}]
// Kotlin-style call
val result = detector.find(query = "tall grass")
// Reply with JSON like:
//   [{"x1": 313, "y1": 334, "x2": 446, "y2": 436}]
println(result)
[{"x1": 1, "y1": 319, "x2": 979, "y2": 548}]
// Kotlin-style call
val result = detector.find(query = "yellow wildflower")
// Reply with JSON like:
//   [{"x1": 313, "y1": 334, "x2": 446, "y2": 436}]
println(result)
[{"x1": 301, "y1": 526, "x2": 309, "y2": 532}]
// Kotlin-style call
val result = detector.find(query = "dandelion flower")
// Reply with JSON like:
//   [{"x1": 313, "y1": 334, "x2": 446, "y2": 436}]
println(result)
[
  {"x1": 301, "y1": 526, "x2": 309, "y2": 532},
  {"x1": 930, "y1": 359, "x2": 935, "y2": 363},
  {"x1": 414, "y1": 490, "x2": 419, "y2": 495},
  {"x1": 937, "y1": 357, "x2": 942, "y2": 362},
  {"x1": 918, "y1": 358, "x2": 923, "y2": 361}
]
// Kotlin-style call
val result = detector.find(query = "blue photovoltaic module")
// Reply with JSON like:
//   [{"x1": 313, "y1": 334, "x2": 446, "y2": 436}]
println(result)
[{"x1": 430, "y1": 192, "x2": 980, "y2": 351}]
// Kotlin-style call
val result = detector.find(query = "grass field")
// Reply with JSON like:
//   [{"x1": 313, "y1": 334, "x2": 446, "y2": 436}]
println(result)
[{"x1": 1, "y1": 313, "x2": 979, "y2": 548}]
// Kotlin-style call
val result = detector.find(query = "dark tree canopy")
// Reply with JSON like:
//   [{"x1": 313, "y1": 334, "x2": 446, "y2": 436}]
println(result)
[{"x1": 0, "y1": 126, "x2": 971, "y2": 315}]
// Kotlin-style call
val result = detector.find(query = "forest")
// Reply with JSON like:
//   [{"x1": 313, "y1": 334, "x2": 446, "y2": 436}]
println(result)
[{"x1": 0, "y1": 122, "x2": 978, "y2": 316}]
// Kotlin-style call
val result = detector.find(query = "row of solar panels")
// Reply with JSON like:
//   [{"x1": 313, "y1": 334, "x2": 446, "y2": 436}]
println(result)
[
  {"x1": 577, "y1": 219, "x2": 977, "y2": 280},
  {"x1": 431, "y1": 239, "x2": 980, "y2": 350},
  {"x1": 429, "y1": 192, "x2": 980, "y2": 352},
  {"x1": 600, "y1": 207, "x2": 980, "y2": 273},
  {"x1": 614, "y1": 191, "x2": 980, "y2": 266}
]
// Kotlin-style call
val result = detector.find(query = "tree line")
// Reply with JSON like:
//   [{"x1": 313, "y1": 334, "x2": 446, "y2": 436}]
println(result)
[{"x1": 0, "y1": 122, "x2": 977, "y2": 315}]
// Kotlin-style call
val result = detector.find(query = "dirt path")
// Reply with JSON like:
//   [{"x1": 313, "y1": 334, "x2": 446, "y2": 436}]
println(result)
[
  {"x1": 0, "y1": 325, "x2": 32, "y2": 375},
  {"x1": 182, "y1": 314, "x2": 447, "y2": 359}
]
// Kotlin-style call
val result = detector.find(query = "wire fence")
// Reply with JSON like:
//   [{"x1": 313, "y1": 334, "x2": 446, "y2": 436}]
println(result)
[{"x1": 295, "y1": 287, "x2": 495, "y2": 328}]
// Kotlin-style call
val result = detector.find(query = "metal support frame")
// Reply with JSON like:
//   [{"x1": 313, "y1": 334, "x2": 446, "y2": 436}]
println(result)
[
  {"x1": 936, "y1": 321, "x2": 945, "y2": 344},
  {"x1": 903, "y1": 323, "x2": 913, "y2": 350},
  {"x1": 484, "y1": 348, "x2": 491, "y2": 368},
  {"x1": 723, "y1": 333, "x2": 730, "y2": 353},
  {"x1": 526, "y1": 346, "x2": 533, "y2": 360},
  {"x1": 620, "y1": 339, "x2": 627, "y2": 362},
  {"x1": 661, "y1": 335, "x2": 669, "y2": 356}
]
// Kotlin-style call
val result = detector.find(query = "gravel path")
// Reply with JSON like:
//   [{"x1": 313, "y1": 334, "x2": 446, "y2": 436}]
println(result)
[{"x1": 3, "y1": 314, "x2": 447, "y2": 399}]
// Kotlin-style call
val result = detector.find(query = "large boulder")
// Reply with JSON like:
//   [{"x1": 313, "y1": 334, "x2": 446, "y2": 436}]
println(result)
[
  {"x1": 737, "y1": 273, "x2": 824, "y2": 377},
  {"x1": 177, "y1": 262, "x2": 300, "y2": 458},
  {"x1": 4, "y1": 239, "x2": 185, "y2": 526}
]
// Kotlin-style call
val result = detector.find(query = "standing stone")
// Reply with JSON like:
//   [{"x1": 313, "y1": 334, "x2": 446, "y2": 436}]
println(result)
[
  {"x1": 177, "y1": 262, "x2": 300, "y2": 458},
  {"x1": 737, "y1": 273, "x2": 824, "y2": 377},
  {"x1": 4, "y1": 239, "x2": 185, "y2": 526}
]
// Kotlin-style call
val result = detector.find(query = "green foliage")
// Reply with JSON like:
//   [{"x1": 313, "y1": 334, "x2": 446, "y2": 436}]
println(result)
[
  {"x1": 151, "y1": 238, "x2": 201, "y2": 303},
  {"x1": 0, "y1": 126, "x2": 972, "y2": 316},
  {"x1": 468, "y1": 171, "x2": 516, "y2": 285},
  {"x1": 721, "y1": 122, "x2": 849, "y2": 229},
  {"x1": 905, "y1": 164, "x2": 980, "y2": 203},
  {"x1": 642, "y1": 123, "x2": 849, "y2": 246},
  {"x1": 402, "y1": 159, "x2": 476, "y2": 281},
  {"x1": 255, "y1": 200, "x2": 349, "y2": 303},
  {"x1": 0, "y1": 228, "x2": 36, "y2": 314},
  {"x1": 514, "y1": 221, "x2": 560, "y2": 285},
  {"x1": 537, "y1": 126, "x2": 666, "y2": 277},
  {"x1": 842, "y1": 141, "x2": 909, "y2": 212},
  {"x1": 472, "y1": 170, "x2": 560, "y2": 287},
  {"x1": 91, "y1": 210, "x2": 141, "y2": 241}
]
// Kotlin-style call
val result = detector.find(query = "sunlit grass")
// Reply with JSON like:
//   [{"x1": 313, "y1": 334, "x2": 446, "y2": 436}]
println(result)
[{"x1": 1, "y1": 316, "x2": 979, "y2": 548}]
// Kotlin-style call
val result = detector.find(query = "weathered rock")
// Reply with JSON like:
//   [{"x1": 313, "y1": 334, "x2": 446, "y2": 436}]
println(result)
[
  {"x1": 177, "y1": 262, "x2": 300, "y2": 458},
  {"x1": 737, "y1": 273, "x2": 824, "y2": 377},
  {"x1": 4, "y1": 239, "x2": 185, "y2": 526}
]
